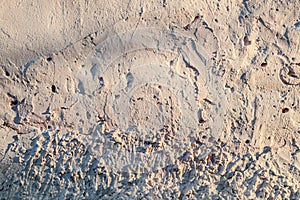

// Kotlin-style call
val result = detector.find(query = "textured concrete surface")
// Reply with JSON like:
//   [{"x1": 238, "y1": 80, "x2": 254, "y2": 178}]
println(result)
[{"x1": 0, "y1": 0, "x2": 300, "y2": 199}]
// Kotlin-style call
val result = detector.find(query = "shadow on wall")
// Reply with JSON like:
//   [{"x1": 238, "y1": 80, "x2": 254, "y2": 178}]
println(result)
[{"x1": 0, "y1": 0, "x2": 132, "y2": 68}]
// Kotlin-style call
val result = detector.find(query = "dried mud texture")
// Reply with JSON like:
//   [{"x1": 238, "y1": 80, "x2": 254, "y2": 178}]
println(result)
[{"x1": 0, "y1": 0, "x2": 300, "y2": 199}]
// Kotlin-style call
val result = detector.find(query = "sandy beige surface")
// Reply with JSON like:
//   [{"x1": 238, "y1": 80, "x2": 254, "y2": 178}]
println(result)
[{"x1": 0, "y1": 0, "x2": 300, "y2": 199}]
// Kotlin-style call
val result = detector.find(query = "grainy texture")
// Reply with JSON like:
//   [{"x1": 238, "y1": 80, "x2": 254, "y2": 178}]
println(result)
[{"x1": 0, "y1": 0, "x2": 300, "y2": 199}]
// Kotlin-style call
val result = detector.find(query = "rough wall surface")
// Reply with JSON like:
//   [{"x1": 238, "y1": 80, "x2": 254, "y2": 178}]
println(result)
[{"x1": 0, "y1": 0, "x2": 300, "y2": 199}]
